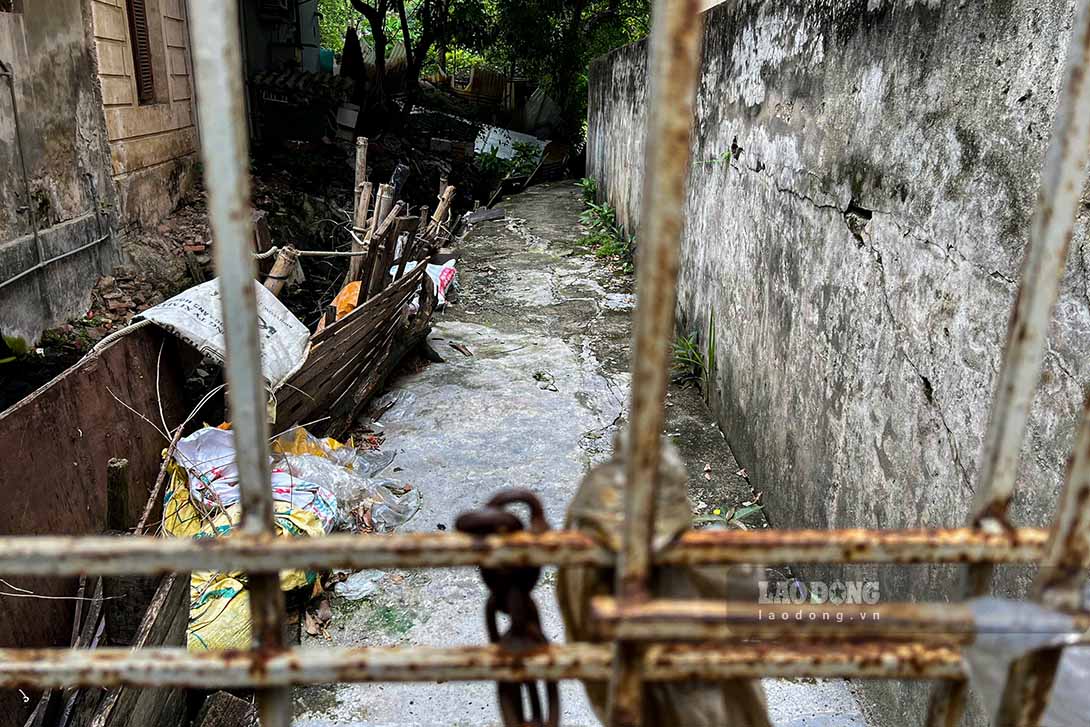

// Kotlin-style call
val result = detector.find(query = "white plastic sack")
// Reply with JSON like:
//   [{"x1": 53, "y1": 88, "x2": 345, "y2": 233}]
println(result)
[
  {"x1": 964, "y1": 597, "x2": 1090, "y2": 726},
  {"x1": 394, "y1": 260, "x2": 457, "y2": 307},
  {"x1": 172, "y1": 427, "x2": 338, "y2": 533},
  {"x1": 139, "y1": 278, "x2": 310, "y2": 390}
]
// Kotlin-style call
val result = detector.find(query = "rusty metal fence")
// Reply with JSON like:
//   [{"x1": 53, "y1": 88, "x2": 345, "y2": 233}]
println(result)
[{"x1": 2, "y1": 0, "x2": 1090, "y2": 726}]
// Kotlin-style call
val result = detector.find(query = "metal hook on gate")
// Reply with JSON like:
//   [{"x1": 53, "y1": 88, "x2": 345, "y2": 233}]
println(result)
[{"x1": 455, "y1": 489, "x2": 560, "y2": 727}]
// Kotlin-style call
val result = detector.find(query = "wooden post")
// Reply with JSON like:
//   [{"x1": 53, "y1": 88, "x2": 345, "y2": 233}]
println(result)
[
  {"x1": 263, "y1": 246, "x2": 299, "y2": 298},
  {"x1": 426, "y1": 185, "x2": 457, "y2": 240},
  {"x1": 353, "y1": 138, "x2": 369, "y2": 210},
  {"x1": 374, "y1": 183, "x2": 395, "y2": 227},
  {"x1": 348, "y1": 181, "x2": 373, "y2": 282},
  {"x1": 362, "y1": 202, "x2": 405, "y2": 303},
  {"x1": 106, "y1": 458, "x2": 130, "y2": 533}
]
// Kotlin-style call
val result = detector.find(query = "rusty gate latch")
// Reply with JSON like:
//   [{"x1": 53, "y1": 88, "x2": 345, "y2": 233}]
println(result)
[{"x1": 455, "y1": 489, "x2": 560, "y2": 727}]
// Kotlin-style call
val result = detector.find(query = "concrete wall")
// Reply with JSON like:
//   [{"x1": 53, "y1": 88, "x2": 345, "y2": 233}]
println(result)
[
  {"x1": 0, "y1": 0, "x2": 119, "y2": 348},
  {"x1": 91, "y1": 0, "x2": 199, "y2": 227},
  {"x1": 588, "y1": 1, "x2": 1089, "y2": 724}
]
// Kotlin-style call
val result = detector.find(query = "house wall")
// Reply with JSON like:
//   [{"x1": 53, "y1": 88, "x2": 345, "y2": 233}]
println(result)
[
  {"x1": 0, "y1": 0, "x2": 119, "y2": 348},
  {"x1": 91, "y1": 0, "x2": 199, "y2": 228},
  {"x1": 587, "y1": 1, "x2": 1088, "y2": 724}
]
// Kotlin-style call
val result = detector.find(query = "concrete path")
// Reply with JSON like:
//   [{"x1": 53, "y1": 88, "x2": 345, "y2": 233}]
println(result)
[{"x1": 293, "y1": 182, "x2": 869, "y2": 727}]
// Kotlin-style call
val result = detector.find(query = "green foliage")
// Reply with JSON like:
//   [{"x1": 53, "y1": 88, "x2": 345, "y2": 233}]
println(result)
[
  {"x1": 579, "y1": 196, "x2": 634, "y2": 270},
  {"x1": 476, "y1": 146, "x2": 511, "y2": 179},
  {"x1": 577, "y1": 177, "x2": 598, "y2": 202},
  {"x1": 317, "y1": 0, "x2": 365, "y2": 54},
  {"x1": 511, "y1": 141, "x2": 542, "y2": 177},
  {"x1": 693, "y1": 503, "x2": 764, "y2": 530},
  {"x1": 673, "y1": 314, "x2": 717, "y2": 396}
]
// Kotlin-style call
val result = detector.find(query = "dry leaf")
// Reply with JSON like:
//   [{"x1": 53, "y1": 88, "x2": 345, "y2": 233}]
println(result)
[
  {"x1": 735, "y1": 467, "x2": 748, "y2": 479},
  {"x1": 702, "y1": 463, "x2": 712, "y2": 473},
  {"x1": 703, "y1": 472, "x2": 712, "y2": 481}
]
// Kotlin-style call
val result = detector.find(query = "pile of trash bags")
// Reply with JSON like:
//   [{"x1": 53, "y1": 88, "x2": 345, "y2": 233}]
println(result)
[{"x1": 163, "y1": 425, "x2": 419, "y2": 651}]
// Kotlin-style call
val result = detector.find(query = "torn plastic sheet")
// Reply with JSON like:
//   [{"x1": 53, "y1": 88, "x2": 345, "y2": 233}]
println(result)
[
  {"x1": 965, "y1": 597, "x2": 1090, "y2": 726},
  {"x1": 395, "y1": 260, "x2": 457, "y2": 308},
  {"x1": 138, "y1": 278, "x2": 310, "y2": 390},
  {"x1": 334, "y1": 569, "x2": 385, "y2": 600},
  {"x1": 281, "y1": 454, "x2": 420, "y2": 532}
]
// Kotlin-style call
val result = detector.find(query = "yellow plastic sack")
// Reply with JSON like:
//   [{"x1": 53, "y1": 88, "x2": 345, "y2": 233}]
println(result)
[{"x1": 163, "y1": 460, "x2": 323, "y2": 651}]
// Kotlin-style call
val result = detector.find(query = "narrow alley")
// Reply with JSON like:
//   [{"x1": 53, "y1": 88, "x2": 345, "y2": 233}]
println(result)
[{"x1": 292, "y1": 182, "x2": 868, "y2": 727}]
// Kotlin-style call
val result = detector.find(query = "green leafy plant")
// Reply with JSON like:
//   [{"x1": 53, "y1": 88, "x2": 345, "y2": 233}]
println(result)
[
  {"x1": 476, "y1": 146, "x2": 512, "y2": 179},
  {"x1": 511, "y1": 141, "x2": 542, "y2": 177},
  {"x1": 577, "y1": 177, "x2": 598, "y2": 202},
  {"x1": 693, "y1": 503, "x2": 764, "y2": 530},
  {"x1": 673, "y1": 314, "x2": 717, "y2": 397},
  {"x1": 673, "y1": 330, "x2": 708, "y2": 387}
]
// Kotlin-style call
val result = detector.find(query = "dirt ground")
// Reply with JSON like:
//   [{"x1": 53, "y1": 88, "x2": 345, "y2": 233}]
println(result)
[{"x1": 292, "y1": 181, "x2": 869, "y2": 727}]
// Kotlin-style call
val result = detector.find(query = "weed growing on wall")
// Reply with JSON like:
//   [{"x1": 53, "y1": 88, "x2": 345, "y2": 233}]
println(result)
[{"x1": 577, "y1": 180, "x2": 634, "y2": 272}]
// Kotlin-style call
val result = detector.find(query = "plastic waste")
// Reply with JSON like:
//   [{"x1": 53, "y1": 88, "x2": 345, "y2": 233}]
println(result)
[
  {"x1": 279, "y1": 454, "x2": 419, "y2": 532},
  {"x1": 964, "y1": 597, "x2": 1090, "y2": 726},
  {"x1": 166, "y1": 425, "x2": 418, "y2": 651},
  {"x1": 396, "y1": 259, "x2": 457, "y2": 308},
  {"x1": 334, "y1": 569, "x2": 385, "y2": 600}
]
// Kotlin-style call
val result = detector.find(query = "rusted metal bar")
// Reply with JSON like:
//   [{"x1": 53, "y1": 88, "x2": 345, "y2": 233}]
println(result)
[
  {"x1": 993, "y1": 392, "x2": 1090, "y2": 726},
  {"x1": 610, "y1": 1, "x2": 707, "y2": 722},
  {"x1": 590, "y1": 597, "x2": 1090, "y2": 645},
  {"x1": 0, "y1": 527, "x2": 1051, "y2": 576},
  {"x1": 927, "y1": 1, "x2": 1090, "y2": 723},
  {"x1": 966, "y1": 0, "x2": 1090, "y2": 547},
  {"x1": 189, "y1": 2, "x2": 287, "y2": 725},
  {"x1": 0, "y1": 642, "x2": 967, "y2": 690}
]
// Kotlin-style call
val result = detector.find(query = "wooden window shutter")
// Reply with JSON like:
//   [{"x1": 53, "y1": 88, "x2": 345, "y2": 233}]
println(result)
[{"x1": 126, "y1": 0, "x2": 155, "y2": 103}]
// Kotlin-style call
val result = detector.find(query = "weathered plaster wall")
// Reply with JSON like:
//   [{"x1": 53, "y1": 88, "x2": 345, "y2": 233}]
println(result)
[
  {"x1": 588, "y1": 1, "x2": 1089, "y2": 723},
  {"x1": 0, "y1": 0, "x2": 119, "y2": 347},
  {"x1": 91, "y1": 0, "x2": 199, "y2": 228}
]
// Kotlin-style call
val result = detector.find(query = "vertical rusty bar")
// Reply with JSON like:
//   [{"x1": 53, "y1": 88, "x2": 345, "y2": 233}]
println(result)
[
  {"x1": 188, "y1": 2, "x2": 288, "y2": 726},
  {"x1": 927, "y1": 1, "x2": 1090, "y2": 723},
  {"x1": 993, "y1": 393, "x2": 1090, "y2": 726},
  {"x1": 609, "y1": 1, "x2": 705, "y2": 725}
]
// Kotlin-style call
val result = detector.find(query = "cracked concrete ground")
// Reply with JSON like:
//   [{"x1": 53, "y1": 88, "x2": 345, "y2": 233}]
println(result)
[{"x1": 293, "y1": 181, "x2": 869, "y2": 727}]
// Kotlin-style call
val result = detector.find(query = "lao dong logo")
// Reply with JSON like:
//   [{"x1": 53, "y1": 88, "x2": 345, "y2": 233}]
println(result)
[{"x1": 758, "y1": 579, "x2": 880, "y2": 605}]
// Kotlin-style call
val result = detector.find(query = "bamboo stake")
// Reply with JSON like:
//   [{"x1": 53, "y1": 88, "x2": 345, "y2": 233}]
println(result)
[{"x1": 262, "y1": 246, "x2": 299, "y2": 298}]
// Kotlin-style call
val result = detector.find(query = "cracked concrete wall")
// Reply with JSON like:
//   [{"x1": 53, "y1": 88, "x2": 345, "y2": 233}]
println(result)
[{"x1": 588, "y1": 1, "x2": 1089, "y2": 724}]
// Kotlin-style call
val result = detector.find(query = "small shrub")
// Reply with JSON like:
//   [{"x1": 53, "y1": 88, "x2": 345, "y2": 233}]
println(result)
[
  {"x1": 693, "y1": 503, "x2": 763, "y2": 530},
  {"x1": 577, "y1": 177, "x2": 598, "y2": 202},
  {"x1": 673, "y1": 314, "x2": 717, "y2": 396},
  {"x1": 511, "y1": 141, "x2": 542, "y2": 177}
]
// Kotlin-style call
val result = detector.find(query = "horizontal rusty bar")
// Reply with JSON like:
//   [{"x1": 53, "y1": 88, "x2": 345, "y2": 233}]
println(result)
[
  {"x1": 658, "y1": 526, "x2": 1048, "y2": 566},
  {"x1": 0, "y1": 642, "x2": 966, "y2": 690},
  {"x1": 591, "y1": 597, "x2": 1090, "y2": 645},
  {"x1": 0, "y1": 527, "x2": 1048, "y2": 576},
  {"x1": 645, "y1": 642, "x2": 965, "y2": 681}
]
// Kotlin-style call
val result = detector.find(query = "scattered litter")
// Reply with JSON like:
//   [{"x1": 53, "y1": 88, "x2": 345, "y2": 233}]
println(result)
[
  {"x1": 398, "y1": 259, "x2": 458, "y2": 308},
  {"x1": 464, "y1": 207, "x2": 506, "y2": 224},
  {"x1": 371, "y1": 389, "x2": 418, "y2": 422},
  {"x1": 334, "y1": 569, "x2": 386, "y2": 600},
  {"x1": 449, "y1": 342, "x2": 473, "y2": 357},
  {"x1": 165, "y1": 425, "x2": 418, "y2": 651},
  {"x1": 533, "y1": 370, "x2": 558, "y2": 392}
]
